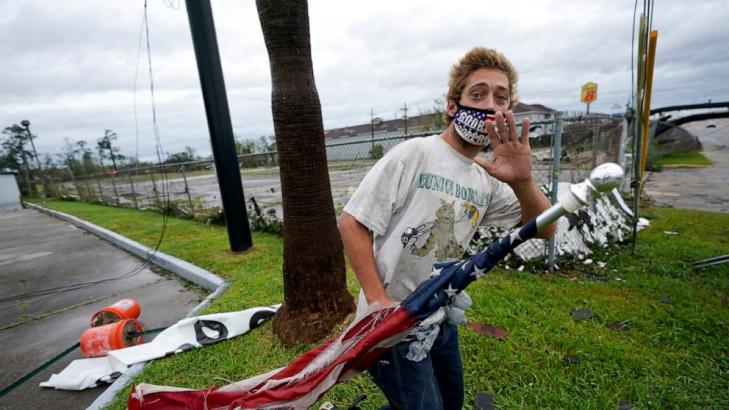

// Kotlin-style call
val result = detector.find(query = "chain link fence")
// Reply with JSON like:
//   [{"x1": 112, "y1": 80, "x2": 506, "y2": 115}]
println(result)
[
  {"x1": 43, "y1": 112, "x2": 632, "y2": 271},
  {"x1": 471, "y1": 113, "x2": 633, "y2": 271}
]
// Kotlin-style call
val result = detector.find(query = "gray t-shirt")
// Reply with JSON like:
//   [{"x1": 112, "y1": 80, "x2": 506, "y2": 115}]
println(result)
[{"x1": 344, "y1": 134, "x2": 522, "y2": 317}]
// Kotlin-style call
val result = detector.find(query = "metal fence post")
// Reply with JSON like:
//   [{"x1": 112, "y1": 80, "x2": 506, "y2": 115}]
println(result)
[
  {"x1": 591, "y1": 120, "x2": 600, "y2": 169},
  {"x1": 181, "y1": 164, "x2": 195, "y2": 217},
  {"x1": 128, "y1": 174, "x2": 139, "y2": 209},
  {"x1": 83, "y1": 179, "x2": 92, "y2": 202},
  {"x1": 46, "y1": 174, "x2": 58, "y2": 198},
  {"x1": 95, "y1": 177, "x2": 105, "y2": 204},
  {"x1": 110, "y1": 174, "x2": 120, "y2": 206},
  {"x1": 150, "y1": 172, "x2": 161, "y2": 210},
  {"x1": 67, "y1": 168, "x2": 81, "y2": 200},
  {"x1": 547, "y1": 112, "x2": 564, "y2": 273}
]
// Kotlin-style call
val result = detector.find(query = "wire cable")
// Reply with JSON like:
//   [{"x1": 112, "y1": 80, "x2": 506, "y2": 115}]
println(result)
[
  {"x1": 133, "y1": 12, "x2": 145, "y2": 173},
  {"x1": 0, "y1": 326, "x2": 168, "y2": 397},
  {"x1": 142, "y1": 0, "x2": 172, "y2": 269},
  {"x1": 629, "y1": 0, "x2": 639, "y2": 108},
  {"x1": 1, "y1": 0, "x2": 172, "y2": 308}
]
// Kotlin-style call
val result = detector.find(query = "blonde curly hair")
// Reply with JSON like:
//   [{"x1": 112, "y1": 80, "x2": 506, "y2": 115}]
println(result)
[{"x1": 444, "y1": 47, "x2": 519, "y2": 124}]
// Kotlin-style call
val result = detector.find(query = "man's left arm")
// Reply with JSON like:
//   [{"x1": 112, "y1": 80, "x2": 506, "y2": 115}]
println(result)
[{"x1": 475, "y1": 110, "x2": 556, "y2": 239}]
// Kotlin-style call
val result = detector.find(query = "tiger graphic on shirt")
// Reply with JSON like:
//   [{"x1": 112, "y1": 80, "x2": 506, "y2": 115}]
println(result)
[{"x1": 407, "y1": 199, "x2": 464, "y2": 261}]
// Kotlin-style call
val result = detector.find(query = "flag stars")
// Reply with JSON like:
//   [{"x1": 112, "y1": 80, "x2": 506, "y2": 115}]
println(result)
[
  {"x1": 509, "y1": 230, "x2": 523, "y2": 245},
  {"x1": 443, "y1": 283, "x2": 458, "y2": 299},
  {"x1": 430, "y1": 267, "x2": 443, "y2": 278},
  {"x1": 471, "y1": 265, "x2": 486, "y2": 279}
]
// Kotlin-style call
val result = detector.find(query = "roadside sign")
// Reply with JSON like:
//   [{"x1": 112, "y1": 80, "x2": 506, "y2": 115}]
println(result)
[{"x1": 581, "y1": 82, "x2": 598, "y2": 104}]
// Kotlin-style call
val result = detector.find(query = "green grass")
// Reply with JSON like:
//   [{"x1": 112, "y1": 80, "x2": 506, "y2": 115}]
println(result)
[
  {"x1": 35, "y1": 200, "x2": 729, "y2": 409},
  {"x1": 654, "y1": 150, "x2": 713, "y2": 169}
]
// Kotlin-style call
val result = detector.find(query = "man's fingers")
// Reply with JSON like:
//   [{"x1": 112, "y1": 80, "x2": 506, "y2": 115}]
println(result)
[
  {"x1": 496, "y1": 111, "x2": 511, "y2": 142},
  {"x1": 485, "y1": 120, "x2": 501, "y2": 146},
  {"x1": 507, "y1": 110, "x2": 519, "y2": 142}
]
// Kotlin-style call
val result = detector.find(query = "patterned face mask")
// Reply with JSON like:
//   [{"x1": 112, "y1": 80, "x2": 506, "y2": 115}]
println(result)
[{"x1": 452, "y1": 102, "x2": 498, "y2": 146}]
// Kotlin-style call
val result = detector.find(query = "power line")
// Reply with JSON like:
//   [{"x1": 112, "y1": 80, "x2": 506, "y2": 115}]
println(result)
[
  {"x1": 133, "y1": 11, "x2": 145, "y2": 172},
  {"x1": 629, "y1": 0, "x2": 639, "y2": 108},
  {"x1": 2, "y1": 0, "x2": 173, "y2": 309},
  {"x1": 141, "y1": 0, "x2": 171, "y2": 267}
]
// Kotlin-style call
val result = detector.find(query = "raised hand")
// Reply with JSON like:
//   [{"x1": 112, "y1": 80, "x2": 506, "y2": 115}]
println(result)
[{"x1": 473, "y1": 110, "x2": 533, "y2": 185}]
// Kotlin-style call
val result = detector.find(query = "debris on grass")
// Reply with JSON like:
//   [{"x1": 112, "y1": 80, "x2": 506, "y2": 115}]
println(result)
[
  {"x1": 562, "y1": 355, "x2": 580, "y2": 366},
  {"x1": 468, "y1": 322, "x2": 508, "y2": 340},
  {"x1": 581, "y1": 271, "x2": 609, "y2": 282},
  {"x1": 571, "y1": 307, "x2": 593, "y2": 321},
  {"x1": 607, "y1": 321, "x2": 629, "y2": 331},
  {"x1": 660, "y1": 295, "x2": 674, "y2": 305},
  {"x1": 473, "y1": 392, "x2": 495, "y2": 410}
]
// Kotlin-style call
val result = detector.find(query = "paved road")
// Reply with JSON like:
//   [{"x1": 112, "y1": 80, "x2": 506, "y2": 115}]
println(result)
[
  {"x1": 0, "y1": 209, "x2": 204, "y2": 409},
  {"x1": 643, "y1": 118, "x2": 729, "y2": 212}
]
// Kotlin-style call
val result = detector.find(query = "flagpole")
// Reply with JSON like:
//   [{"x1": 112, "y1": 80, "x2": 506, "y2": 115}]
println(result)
[
  {"x1": 535, "y1": 162, "x2": 625, "y2": 232},
  {"x1": 128, "y1": 162, "x2": 626, "y2": 410}
]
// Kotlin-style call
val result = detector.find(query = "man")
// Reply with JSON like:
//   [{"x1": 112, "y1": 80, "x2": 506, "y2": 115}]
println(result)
[{"x1": 338, "y1": 47, "x2": 556, "y2": 410}]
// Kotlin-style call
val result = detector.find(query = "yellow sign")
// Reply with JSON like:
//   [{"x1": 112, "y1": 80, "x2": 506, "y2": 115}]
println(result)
[{"x1": 581, "y1": 82, "x2": 598, "y2": 104}]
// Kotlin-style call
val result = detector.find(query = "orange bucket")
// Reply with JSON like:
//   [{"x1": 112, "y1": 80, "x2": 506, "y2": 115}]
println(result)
[
  {"x1": 80, "y1": 318, "x2": 144, "y2": 357},
  {"x1": 90, "y1": 298, "x2": 141, "y2": 327}
]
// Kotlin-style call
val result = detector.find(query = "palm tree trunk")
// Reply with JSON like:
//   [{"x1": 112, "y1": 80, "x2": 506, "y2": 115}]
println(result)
[{"x1": 257, "y1": 0, "x2": 354, "y2": 344}]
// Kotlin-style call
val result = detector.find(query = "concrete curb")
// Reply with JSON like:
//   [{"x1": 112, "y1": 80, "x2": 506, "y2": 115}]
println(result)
[
  {"x1": 24, "y1": 203, "x2": 229, "y2": 410},
  {"x1": 26, "y1": 203, "x2": 225, "y2": 291}
]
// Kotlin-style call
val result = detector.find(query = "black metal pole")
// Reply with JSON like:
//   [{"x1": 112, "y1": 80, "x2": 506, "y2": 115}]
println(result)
[{"x1": 185, "y1": 0, "x2": 252, "y2": 252}]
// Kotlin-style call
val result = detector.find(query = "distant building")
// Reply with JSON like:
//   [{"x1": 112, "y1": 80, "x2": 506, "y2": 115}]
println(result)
[{"x1": 512, "y1": 102, "x2": 557, "y2": 124}]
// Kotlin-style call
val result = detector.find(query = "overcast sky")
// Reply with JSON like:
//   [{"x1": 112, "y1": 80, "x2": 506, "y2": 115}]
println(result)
[{"x1": 1, "y1": 0, "x2": 727, "y2": 161}]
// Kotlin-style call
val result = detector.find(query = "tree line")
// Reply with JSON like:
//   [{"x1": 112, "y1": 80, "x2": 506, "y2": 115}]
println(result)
[{"x1": 0, "y1": 123, "x2": 276, "y2": 195}]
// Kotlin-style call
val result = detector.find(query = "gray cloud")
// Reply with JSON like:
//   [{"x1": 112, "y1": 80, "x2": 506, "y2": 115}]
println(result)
[{"x1": 1, "y1": 0, "x2": 727, "y2": 162}]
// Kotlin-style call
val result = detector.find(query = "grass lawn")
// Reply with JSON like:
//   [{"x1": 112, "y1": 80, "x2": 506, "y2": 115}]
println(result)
[
  {"x1": 654, "y1": 150, "x2": 713, "y2": 169},
  {"x1": 35, "y1": 200, "x2": 729, "y2": 409}
]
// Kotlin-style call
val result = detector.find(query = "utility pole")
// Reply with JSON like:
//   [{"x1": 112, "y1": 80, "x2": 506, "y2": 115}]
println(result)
[
  {"x1": 20, "y1": 147, "x2": 32, "y2": 197},
  {"x1": 400, "y1": 102, "x2": 409, "y2": 135},
  {"x1": 185, "y1": 0, "x2": 252, "y2": 252},
  {"x1": 21, "y1": 120, "x2": 52, "y2": 196},
  {"x1": 20, "y1": 121, "x2": 42, "y2": 171}
]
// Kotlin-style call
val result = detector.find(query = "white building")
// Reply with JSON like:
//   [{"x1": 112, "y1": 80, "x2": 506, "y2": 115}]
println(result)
[{"x1": 0, "y1": 171, "x2": 22, "y2": 211}]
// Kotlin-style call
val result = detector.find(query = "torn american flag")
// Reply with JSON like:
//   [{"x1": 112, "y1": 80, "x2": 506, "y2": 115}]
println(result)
[
  {"x1": 128, "y1": 163, "x2": 623, "y2": 409},
  {"x1": 128, "y1": 220, "x2": 537, "y2": 410}
]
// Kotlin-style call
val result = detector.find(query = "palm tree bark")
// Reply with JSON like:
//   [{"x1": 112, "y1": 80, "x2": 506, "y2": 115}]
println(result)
[{"x1": 256, "y1": 0, "x2": 354, "y2": 344}]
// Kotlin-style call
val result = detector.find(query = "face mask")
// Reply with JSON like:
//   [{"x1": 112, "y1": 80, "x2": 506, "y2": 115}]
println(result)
[{"x1": 452, "y1": 102, "x2": 498, "y2": 146}]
